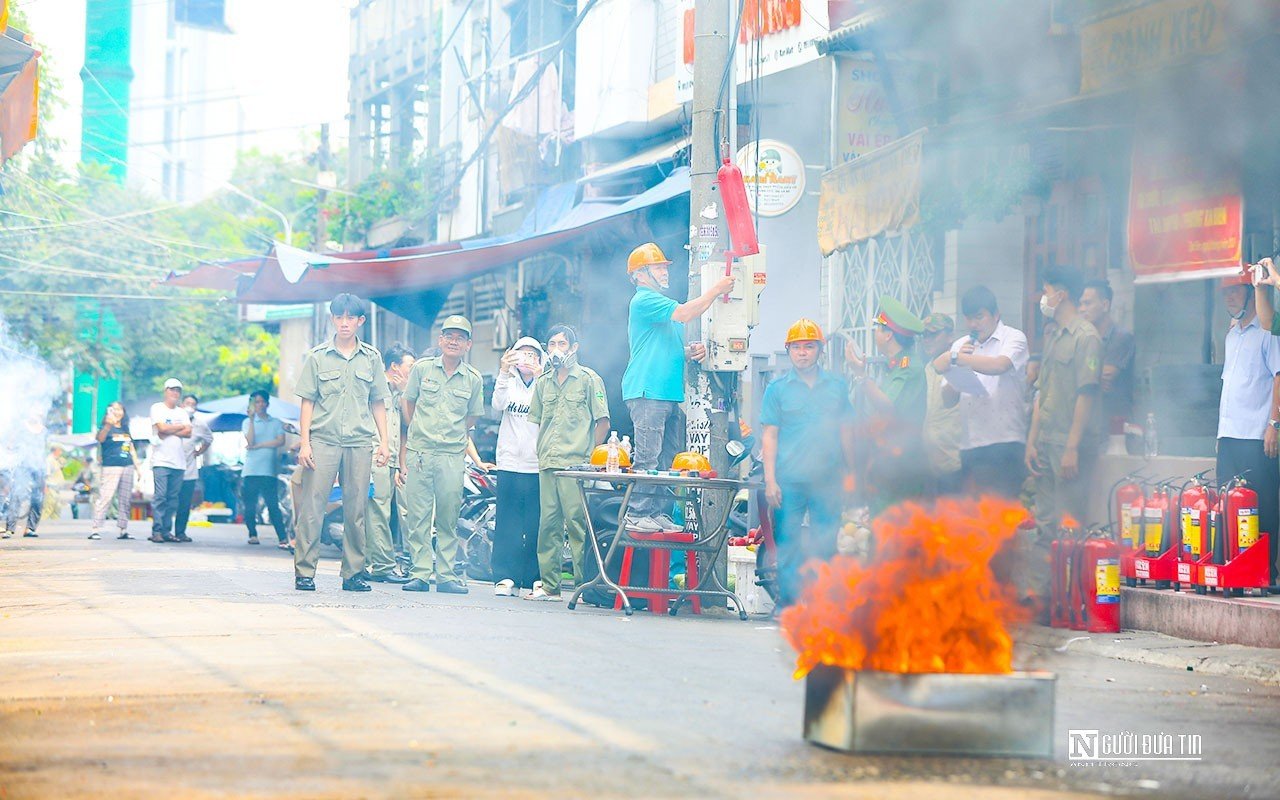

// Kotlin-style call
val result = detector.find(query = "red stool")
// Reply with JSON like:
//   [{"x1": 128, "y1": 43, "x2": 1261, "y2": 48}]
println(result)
[{"x1": 615, "y1": 531, "x2": 701, "y2": 614}]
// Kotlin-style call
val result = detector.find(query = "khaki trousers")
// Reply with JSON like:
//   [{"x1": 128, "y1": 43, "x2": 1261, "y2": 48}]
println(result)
[
  {"x1": 365, "y1": 462, "x2": 406, "y2": 576},
  {"x1": 536, "y1": 469, "x2": 586, "y2": 594},
  {"x1": 404, "y1": 449, "x2": 465, "y2": 585},
  {"x1": 295, "y1": 441, "x2": 372, "y2": 580}
]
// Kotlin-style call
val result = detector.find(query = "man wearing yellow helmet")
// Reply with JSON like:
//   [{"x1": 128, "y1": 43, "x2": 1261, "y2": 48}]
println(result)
[
  {"x1": 621, "y1": 242, "x2": 736, "y2": 532},
  {"x1": 760, "y1": 318, "x2": 856, "y2": 607}
]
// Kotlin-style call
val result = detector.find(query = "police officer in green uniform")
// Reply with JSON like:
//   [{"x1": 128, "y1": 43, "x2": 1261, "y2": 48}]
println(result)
[
  {"x1": 364, "y1": 343, "x2": 415, "y2": 583},
  {"x1": 845, "y1": 296, "x2": 928, "y2": 512},
  {"x1": 524, "y1": 324, "x2": 610, "y2": 602},
  {"x1": 1026, "y1": 265, "x2": 1102, "y2": 605},
  {"x1": 294, "y1": 293, "x2": 391, "y2": 592},
  {"x1": 399, "y1": 316, "x2": 485, "y2": 594}
]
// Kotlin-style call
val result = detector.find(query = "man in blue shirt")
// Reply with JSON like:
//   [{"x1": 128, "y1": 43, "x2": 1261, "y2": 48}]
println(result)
[
  {"x1": 620, "y1": 241, "x2": 735, "y2": 531},
  {"x1": 1217, "y1": 270, "x2": 1280, "y2": 585},
  {"x1": 241, "y1": 390, "x2": 289, "y2": 548},
  {"x1": 761, "y1": 319, "x2": 856, "y2": 607}
]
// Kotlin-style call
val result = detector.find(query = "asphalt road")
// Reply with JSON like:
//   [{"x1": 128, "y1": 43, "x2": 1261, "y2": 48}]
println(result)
[{"x1": 2, "y1": 519, "x2": 1279, "y2": 799}]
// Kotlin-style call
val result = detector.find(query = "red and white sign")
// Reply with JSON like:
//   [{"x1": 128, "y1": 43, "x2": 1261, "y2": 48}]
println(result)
[{"x1": 1128, "y1": 134, "x2": 1243, "y2": 284}]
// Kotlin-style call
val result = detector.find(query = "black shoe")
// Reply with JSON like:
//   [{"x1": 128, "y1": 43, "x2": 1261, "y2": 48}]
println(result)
[
  {"x1": 342, "y1": 576, "x2": 372, "y2": 592},
  {"x1": 401, "y1": 578, "x2": 432, "y2": 592},
  {"x1": 295, "y1": 576, "x2": 315, "y2": 591},
  {"x1": 436, "y1": 581, "x2": 469, "y2": 595},
  {"x1": 174, "y1": 534, "x2": 193, "y2": 543},
  {"x1": 367, "y1": 572, "x2": 411, "y2": 584}
]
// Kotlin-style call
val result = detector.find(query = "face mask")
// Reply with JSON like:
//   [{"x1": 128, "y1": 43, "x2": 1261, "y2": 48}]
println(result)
[{"x1": 1039, "y1": 293, "x2": 1058, "y2": 320}]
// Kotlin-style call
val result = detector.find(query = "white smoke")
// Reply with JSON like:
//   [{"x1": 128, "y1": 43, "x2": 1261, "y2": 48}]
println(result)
[{"x1": 0, "y1": 315, "x2": 61, "y2": 528}]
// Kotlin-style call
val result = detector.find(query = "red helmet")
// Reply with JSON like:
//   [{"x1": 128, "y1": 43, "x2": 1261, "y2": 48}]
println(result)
[{"x1": 1220, "y1": 270, "x2": 1252, "y2": 289}]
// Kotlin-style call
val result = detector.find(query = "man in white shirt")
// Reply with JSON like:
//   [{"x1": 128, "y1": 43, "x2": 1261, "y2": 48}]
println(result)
[
  {"x1": 931, "y1": 286, "x2": 1029, "y2": 499},
  {"x1": 173, "y1": 393, "x2": 213, "y2": 543},
  {"x1": 148, "y1": 378, "x2": 192, "y2": 543}
]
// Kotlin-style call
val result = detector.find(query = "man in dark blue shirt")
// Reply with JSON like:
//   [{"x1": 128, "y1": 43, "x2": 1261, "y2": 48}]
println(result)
[{"x1": 760, "y1": 318, "x2": 856, "y2": 607}]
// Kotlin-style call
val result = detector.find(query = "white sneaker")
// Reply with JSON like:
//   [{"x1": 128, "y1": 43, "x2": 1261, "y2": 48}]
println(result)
[
  {"x1": 494, "y1": 579, "x2": 515, "y2": 597},
  {"x1": 525, "y1": 586, "x2": 562, "y2": 602},
  {"x1": 625, "y1": 515, "x2": 664, "y2": 533},
  {"x1": 651, "y1": 513, "x2": 681, "y2": 531}
]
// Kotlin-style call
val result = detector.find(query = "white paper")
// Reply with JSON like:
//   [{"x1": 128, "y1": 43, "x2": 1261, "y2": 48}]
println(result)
[{"x1": 942, "y1": 366, "x2": 989, "y2": 397}]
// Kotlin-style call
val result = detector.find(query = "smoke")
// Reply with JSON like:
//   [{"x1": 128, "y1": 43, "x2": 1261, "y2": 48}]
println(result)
[{"x1": 0, "y1": 314, "x2": 61, "y2": 527}]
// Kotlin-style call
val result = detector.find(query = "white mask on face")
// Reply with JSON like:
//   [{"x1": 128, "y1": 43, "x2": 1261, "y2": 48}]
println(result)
[{"x1": 1039, "y1": 292, "x2": 1058, "y2": 320}]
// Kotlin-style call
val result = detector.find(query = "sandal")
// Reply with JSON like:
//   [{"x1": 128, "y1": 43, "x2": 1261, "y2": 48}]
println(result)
[
  {"x1": 276, "y1": 541, "x2": 291, "y2": 551},
  {"x1": 247, "y1": 536, "x2": 261, "y2": 545},
  {"x1": 118, "y1": 533, "x2": 132, "y2": 540},
  {"x1": 87, "y1": 532, "x2": 101, "y2": 540},
  {"x1": 149, "y1": 534, "x2": 165, "y2": 543}
]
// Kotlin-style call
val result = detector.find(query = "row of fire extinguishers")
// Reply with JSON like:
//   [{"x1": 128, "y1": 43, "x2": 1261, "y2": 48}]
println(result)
[
  {"x1": 1049, "y1": 469, "x2": 1273, "y2": 633},
  {"x1": 1113, "y1": 470, "x2": 1271, "y2": 598}
]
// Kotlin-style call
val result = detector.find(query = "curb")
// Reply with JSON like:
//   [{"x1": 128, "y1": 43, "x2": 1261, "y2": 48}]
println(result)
[{"x1": 1020, "y1": 625, "x2": 1280, "y2": 687}]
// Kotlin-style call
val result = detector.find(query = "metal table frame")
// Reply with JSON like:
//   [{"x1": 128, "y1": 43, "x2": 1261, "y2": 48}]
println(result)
[{"x1": 556, "y1": 470, "x2": 750, "y2": 620}]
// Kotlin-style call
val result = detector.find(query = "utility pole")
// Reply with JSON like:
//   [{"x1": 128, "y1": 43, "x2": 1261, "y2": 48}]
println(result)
[
  {"x1": 686, "y1": 0, "x2": 734, "y2": 600},
  {"x1": 316, "y1": 123, "x2": 331, "y2": 248}
]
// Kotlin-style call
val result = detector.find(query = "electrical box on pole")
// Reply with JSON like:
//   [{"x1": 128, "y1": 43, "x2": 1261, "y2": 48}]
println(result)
[{"x1": 702, "y1": 246, "x2": 767, "y2": 372}]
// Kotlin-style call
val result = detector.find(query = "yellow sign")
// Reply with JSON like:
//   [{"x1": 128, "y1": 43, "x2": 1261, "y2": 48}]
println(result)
[
  {"x1": 816, "y1": 129, "x2": 923, "y2": 255},
  {"x1": 1080, "y1": 0, "x2": 1234, "y2": 93}
]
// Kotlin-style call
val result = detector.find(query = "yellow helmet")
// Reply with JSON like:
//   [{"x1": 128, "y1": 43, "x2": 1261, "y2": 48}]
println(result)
[
  {"x1": 671, "y1": 451, "x2": 712, "y2": 472},
  {"x1": 627, "y1": 242, "x2": 672, "y2": 274},
  {"x1": 590, "y1": 444, "x2": 632, "y2": 468},
  {"x1": 784, "y1": 318, "x2": 824, "y2": 345}
]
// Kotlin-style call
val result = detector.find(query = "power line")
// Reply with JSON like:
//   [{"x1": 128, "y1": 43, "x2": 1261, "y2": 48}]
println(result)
[
  {"x1": 0, "y1": 288, "x2": 222, "y2": 302},
  {"x1": 0, "y1": 202, "x2": 182, "y2": 234}
]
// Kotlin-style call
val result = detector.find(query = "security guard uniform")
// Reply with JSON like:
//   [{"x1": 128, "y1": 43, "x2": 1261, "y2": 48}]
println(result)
[
  {"x1": 365, "y1": 383, "x2": 407, "y2": 578},
  {"x1": 529, "y1": 361, "x2": 610, "y2": 594},
  {"x1": 294, "y1": 337, "x2": 391, "y2": 581},
  {"x1": 402, "y1": 349, "x2": 485, "y2": 587}
]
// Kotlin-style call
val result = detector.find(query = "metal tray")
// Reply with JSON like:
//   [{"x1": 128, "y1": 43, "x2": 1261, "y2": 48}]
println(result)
[{"x1": 803, "y1": 666, "x2": 1055, "y2": 758}]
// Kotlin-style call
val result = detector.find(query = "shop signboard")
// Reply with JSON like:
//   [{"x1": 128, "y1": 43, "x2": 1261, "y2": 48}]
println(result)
[
  {"x1": 1128, "y1": 136, "x2": 1242, "y2": 284},
  {"x1": 834, "y1": 55, "x2": 933, "y2": 164},
  {"x1": 676, "y1": 0, "x2": 829, "y2": 104},
  {"x1": 1080, "y1": 0, "x2": 1235, "y2": 94},
  {"x1": 816, "y1": 129, "x2": 923, "y2": 255},
  {"x1": 736, "y1": 139, "x2": 806, "y2": 217}
]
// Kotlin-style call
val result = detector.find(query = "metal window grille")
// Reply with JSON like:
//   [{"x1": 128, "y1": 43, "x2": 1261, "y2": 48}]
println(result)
[{"x1": 825, "y1": 229, "x2": 935, "y2": 360}]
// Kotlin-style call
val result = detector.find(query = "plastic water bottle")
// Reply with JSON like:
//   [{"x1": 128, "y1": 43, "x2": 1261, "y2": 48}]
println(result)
[
  {"x1": 620, "y1": 435, "x2": 632, "y2": 459},
  {"x1": 1144, "y1": 413, "x2": 1159, "y2": 459},
  {"x1": 606, "y1": 431, "x2": 620, "y2": 473}
]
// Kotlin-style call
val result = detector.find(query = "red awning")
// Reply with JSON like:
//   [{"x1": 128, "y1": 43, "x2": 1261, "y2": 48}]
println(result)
[{"x1": 0, "y1": 27, "x2": 39, "y2": 163}]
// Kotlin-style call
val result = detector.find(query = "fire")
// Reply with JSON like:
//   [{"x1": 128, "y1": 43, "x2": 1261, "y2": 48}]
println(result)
[{"x1": 780, "y1": 497, "x2": 1030, "y2": 678}]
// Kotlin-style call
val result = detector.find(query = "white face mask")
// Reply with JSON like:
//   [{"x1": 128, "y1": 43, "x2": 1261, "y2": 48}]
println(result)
[{"x1": 1039, "y1": 293, "x2": 1058, "y2": 320}]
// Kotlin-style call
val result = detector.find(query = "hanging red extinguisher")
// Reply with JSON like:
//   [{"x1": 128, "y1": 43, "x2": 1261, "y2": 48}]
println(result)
[
  {"x1": 1114, "y1": 478, "x2": 1143, "y2": 551},
  {"x1": 1077, "y1": 533, "x2": 1122, "y2": 633},
  {"x1": 1224, "y1": 478, "x2": 1260, "y2": 562}
]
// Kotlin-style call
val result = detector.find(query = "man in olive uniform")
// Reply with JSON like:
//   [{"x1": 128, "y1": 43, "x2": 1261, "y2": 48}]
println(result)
[
  {"x1": 1026, "y1": 265, "x2": 1103, "y2": 603},
  {"x1": 365, "y1": 343, "x2": 415, "y2": 583},
  {"x1": 294, "y1": 293, "x2": 391, "y2": 592},
  {"x1": 845, "y1": 296, "x2": 927, "y2": 511},
  {"x1": 399, "y1": 316, "x2": 485, "y2": 594},
  {"x1": 525, "y1": 324, "x2": 610, "y2": 602}
]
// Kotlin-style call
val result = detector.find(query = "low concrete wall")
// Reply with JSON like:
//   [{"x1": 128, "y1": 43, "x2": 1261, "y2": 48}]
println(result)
[{"x1": 1121, "y1": 587, "x2": 1280, "y2": 649}]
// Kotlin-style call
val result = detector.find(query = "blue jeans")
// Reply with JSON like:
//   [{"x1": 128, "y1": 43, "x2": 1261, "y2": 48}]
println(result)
[
  {"x1": 774, "y1": 482, "x2": 842, "y2": 607},
  {"x1": 152, "y1": 467, "x2": 184, "y2": 537},
  {"x1": 626, "y1": 398, "x2": 684, "y2": 518}
]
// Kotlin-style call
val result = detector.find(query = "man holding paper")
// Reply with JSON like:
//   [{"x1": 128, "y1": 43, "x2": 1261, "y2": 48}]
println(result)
[{"x1": 932, "y1": 285, "x2": 1029, "y2": 499}]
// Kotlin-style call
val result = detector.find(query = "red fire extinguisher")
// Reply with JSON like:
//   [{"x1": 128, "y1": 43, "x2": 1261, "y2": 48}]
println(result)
[
  {"x1": 716, "y1": 155, "x2": 760, "y2": 258},
  {"x1": 1114, "y1": 477, "x2": 1143, "y2": 551},
  {"x1": 1142, "y1": 484, "x2": 1169, "y2": 557},
  {"x1": 1179, "y1": 478, "x2": 1213, "y2": 563},
  {"x1": 1077, "y1": 533, "x2": 1122, "y2": 633},
  {"x1": 1224, "y1": 478, "x2": 1260, "y2": 562}
]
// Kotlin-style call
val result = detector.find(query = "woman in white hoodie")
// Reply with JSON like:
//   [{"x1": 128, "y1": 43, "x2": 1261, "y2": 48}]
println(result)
[{"x1": 491, "y1": 336, "x2": 546, "y2": 596}]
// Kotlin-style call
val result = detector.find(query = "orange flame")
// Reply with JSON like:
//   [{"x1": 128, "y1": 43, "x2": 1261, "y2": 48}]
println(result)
[{"x1": 780, "y1": 497, "x2": 1030, "y2": 678}]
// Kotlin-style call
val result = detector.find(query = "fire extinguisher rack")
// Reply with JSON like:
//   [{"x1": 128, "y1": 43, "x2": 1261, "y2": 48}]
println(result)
[{"x1": 1192, "y1": 474, "x2": 1272, "y2": 598}]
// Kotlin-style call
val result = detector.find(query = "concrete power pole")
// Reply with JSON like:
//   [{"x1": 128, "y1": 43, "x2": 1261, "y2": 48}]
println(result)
[{"x1": 686, "y1": 0, "x2": 734, "y2": 598}]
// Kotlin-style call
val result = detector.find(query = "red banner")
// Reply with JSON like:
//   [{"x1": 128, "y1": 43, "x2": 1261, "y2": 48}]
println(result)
[{"x1": 1128, "y1": 138, "x2": 1242, "y2": 284}]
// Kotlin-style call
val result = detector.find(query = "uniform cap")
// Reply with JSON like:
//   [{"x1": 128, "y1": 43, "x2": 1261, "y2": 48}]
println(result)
[
  {"x1": 440, "y1": 315, "x2": 472, "y2": 335},
  {"x1": 922, "y1": 313, "x2": 954, "y2": 335},
  {"x1": 875, "y1": 296, "x2": 925, "y2": 337}
]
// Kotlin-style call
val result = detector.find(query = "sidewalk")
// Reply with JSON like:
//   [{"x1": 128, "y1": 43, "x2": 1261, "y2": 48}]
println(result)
[{"x1": 1022, "y1": 625, "x2": 1280, "y2": 687}]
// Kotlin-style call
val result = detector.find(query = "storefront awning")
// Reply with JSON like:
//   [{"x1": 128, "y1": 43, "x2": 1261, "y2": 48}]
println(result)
[
  {"x1": 0, "y1": 24, "x2": 40, "y2": 163},
  {"x1": 165, "y1": 168, "x2": 692, "y2": 326}
]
